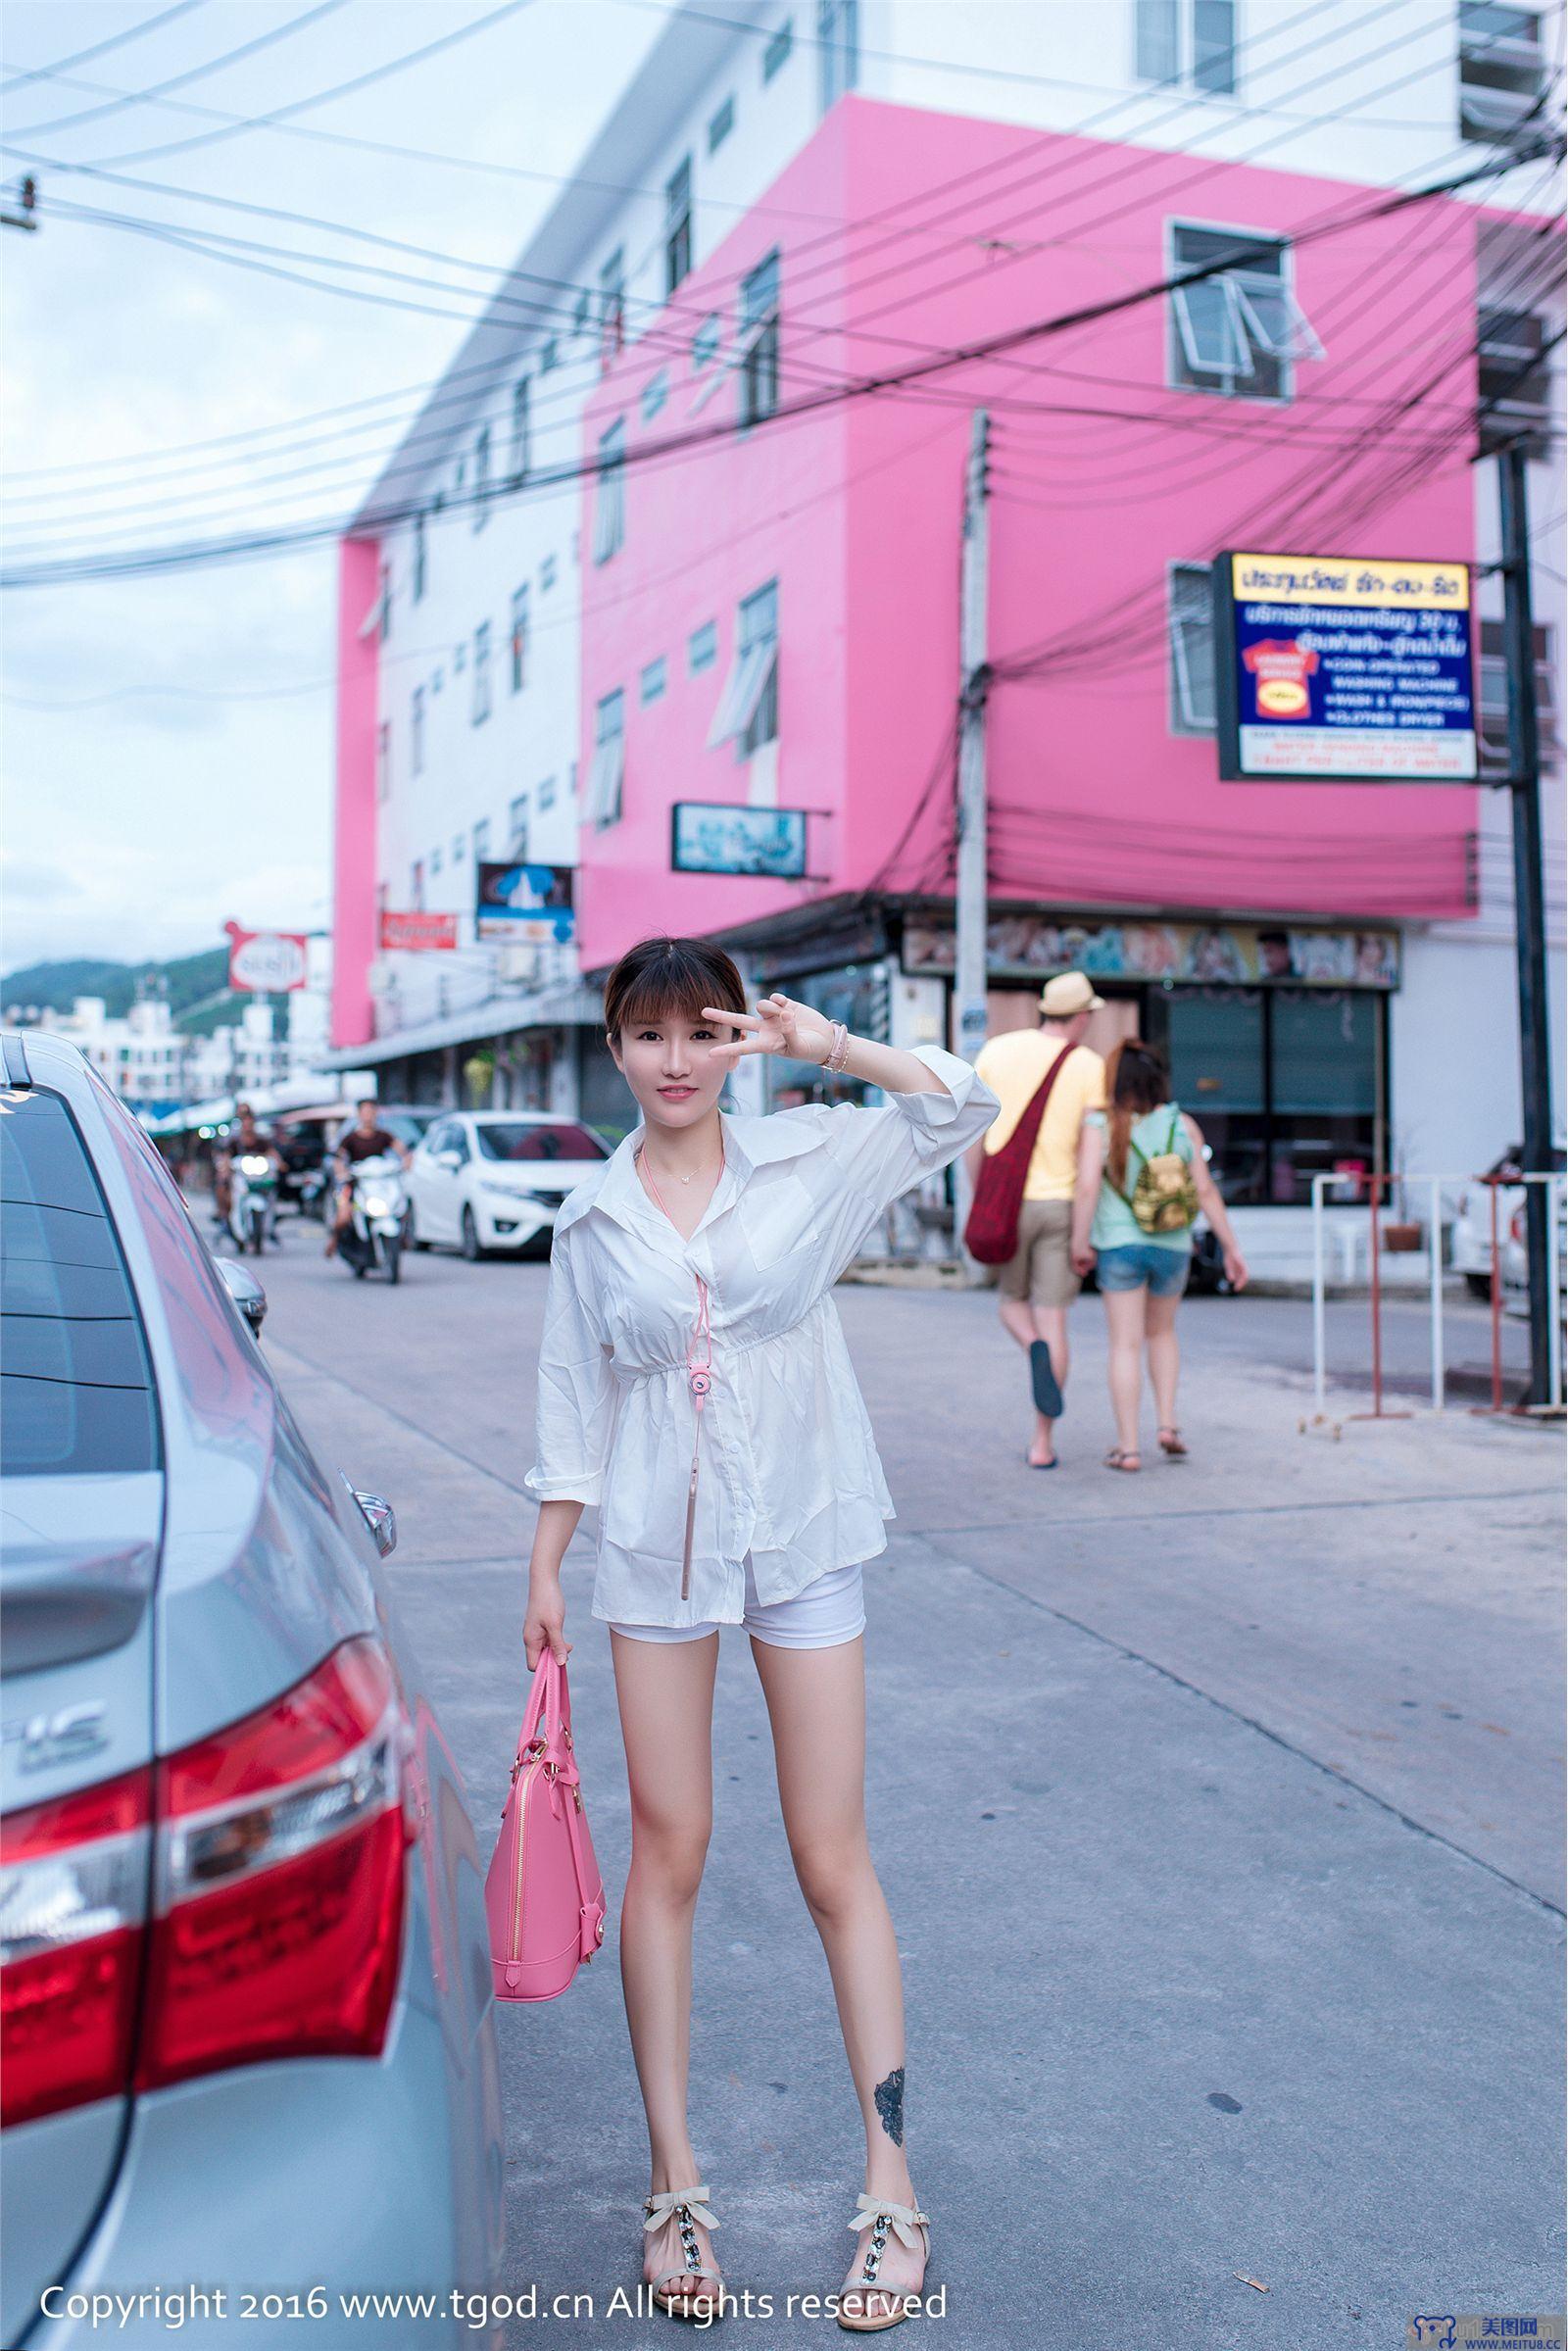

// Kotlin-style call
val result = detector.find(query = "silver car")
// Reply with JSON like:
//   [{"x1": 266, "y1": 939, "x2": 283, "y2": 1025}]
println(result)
[{"x1": 0, "y1": 1034, "x2": 505, "y2": 2348}]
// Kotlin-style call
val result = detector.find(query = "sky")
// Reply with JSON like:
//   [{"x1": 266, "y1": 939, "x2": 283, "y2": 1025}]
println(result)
[{"x1": 0, "y1": 0, "x2": 671, "y2": 974}]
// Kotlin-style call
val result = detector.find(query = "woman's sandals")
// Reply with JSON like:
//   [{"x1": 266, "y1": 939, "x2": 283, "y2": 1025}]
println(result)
[
  {"x1": 643, "y1": 2184, "x2": 725, "y2": 2322},
  {"x1": 837, "y1": 2193, "x2": 931, "y2": 2332}
]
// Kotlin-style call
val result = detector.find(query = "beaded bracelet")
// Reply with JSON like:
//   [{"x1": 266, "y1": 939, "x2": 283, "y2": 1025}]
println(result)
[{"x1": 824, "y1": 1019, "x2": 852, "y2": 1075}]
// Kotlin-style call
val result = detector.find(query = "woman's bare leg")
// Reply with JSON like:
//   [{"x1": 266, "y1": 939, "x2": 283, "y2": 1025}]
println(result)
[
  {"x1": 1102, "y1": 1285, "x2": 1148, "y2": 1455},
  {"x1": 1146, "y1": 1287, "x2": 1182, "y2": 1432},
  {"x1": 751, "y1": 1633, "x2": 925, "y2": 2321},
  {"x1": 609, "y1": 1629, "x2": 722, "y2": 2301}
]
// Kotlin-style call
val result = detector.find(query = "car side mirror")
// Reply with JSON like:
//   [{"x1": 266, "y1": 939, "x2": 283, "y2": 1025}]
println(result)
[
  {"x1": 350, "y1": 1488, "x2": 397, "y2": 1558},
  {"x1": 438, "y1": 1150, "x2": 462, "y2": 1170},
  {"x1": 217, "y1": 1256, "x2": 268, "y2": 1335}
]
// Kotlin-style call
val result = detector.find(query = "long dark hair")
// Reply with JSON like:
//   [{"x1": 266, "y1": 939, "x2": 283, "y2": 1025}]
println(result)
[
  {"x1": 1102, "y1": 1039, "x2": 1171, "y2": 1194},
  {"x1": 603, "y1": 935, "x2": 747, "y2": 1046}
]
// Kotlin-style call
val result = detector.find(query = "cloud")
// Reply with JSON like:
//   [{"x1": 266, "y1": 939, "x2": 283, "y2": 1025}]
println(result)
[{"x1": 1, "y1": 854, "x2": 85, "y2": 905}]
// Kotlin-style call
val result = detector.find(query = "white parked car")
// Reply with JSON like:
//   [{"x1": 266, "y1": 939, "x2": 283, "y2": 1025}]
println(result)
[
  {"x1": 406, "y1": 1112, "x2": 611, "y2": 1260},
  {"x1": 1450, "y1": 1143, "x2": 1567, "y2": 1303}
]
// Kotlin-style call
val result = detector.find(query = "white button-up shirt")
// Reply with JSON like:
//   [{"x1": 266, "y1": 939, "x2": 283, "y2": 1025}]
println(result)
[{"x1": 523, "y1": 1044, "x2": 1000, "y2": 1628}]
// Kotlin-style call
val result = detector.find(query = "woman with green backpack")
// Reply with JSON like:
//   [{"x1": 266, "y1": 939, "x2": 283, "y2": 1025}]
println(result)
[{"x1": 1070, "y1": 1040, "x2": 1249, "y2": 1471}]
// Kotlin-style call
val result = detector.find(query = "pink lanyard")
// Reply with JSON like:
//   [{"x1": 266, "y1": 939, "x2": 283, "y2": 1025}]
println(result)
[{"x1": 634, "y1": 1147, "x2": 714, "y2": 1602}]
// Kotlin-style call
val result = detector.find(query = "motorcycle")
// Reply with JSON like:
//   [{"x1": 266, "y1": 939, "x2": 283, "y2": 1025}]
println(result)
[
  {"x1": 337, "y1": 1153, "x2": 408, "y2": 1284},
  {"x1": 296, "y1": 1161, "x2": 331, "y2": 1223},
  {"x1": 277, "y1": 1131, "x2": 330, "y2": 1219},
  {"x1": 228, "y1": 1154, "x2": 279, "y2": 1257}
]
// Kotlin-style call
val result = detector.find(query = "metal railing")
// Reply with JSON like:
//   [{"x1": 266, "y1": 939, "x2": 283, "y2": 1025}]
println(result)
[{"x1": 1310, "y1": 1169, "x2": 1566, "y2": 1416}]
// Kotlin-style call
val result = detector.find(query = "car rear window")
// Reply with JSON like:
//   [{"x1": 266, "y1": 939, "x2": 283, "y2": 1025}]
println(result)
[
  {"x1": 1, "y1": 1089, "x2": 161, "y2": 1476},
  {"x1": 474, "y1": 1122, "x2": 607, "y2": 1162}
]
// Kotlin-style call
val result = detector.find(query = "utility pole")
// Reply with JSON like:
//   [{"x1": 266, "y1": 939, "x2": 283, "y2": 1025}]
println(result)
[
  {"x1": 953, "y1": 410, "x2": 991, "y2": 1258},
  {"x1": 1496, "y1": 437, "x2": 1555, "y2": 1408}
]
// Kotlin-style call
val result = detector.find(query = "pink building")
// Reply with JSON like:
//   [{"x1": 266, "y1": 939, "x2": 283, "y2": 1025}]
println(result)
[
  {"x1": 571, "y1": 93, "x2": 1548, "y2": 1207},
  {"x1": 579, "y1": 97, "x2": 1482, "y2": 960}
]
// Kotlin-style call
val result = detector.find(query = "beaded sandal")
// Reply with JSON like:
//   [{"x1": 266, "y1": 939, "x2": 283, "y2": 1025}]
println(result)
[
  {"x1": 837, "y1": 2193, "x2": 931, "y2": 2332},
  {"x1": 643, "y1": 2184, "x2": 724, "y2": 2323}
]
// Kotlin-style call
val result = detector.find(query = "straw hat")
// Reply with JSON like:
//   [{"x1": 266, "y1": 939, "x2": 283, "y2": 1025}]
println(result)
[{"x1": 1039, "y1": 971, "x2": 1105, "y2": 1016}]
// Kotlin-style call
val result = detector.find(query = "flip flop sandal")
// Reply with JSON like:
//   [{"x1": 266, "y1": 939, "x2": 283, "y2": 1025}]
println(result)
[
  {"x1": 1157, "y1": 1427, "x2": 1189, "y2": 1458},
  {"x1": 1024, "y1": 1451, "x2": 1059, "y2": 1470},
  {"x1": 1029, "y1": 1339, "x2": 1064, "y2": 1419},
  {"x1": 1103, "y1": 1448, "x2": 1142, "y2": 1472}
]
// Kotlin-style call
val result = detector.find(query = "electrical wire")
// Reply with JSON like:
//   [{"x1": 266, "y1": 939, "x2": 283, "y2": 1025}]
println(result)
[
  {"x1": 798, "y1": 18, "x2": 1552, "y2": 383},
  {"x1": 0, "y1": 2, "x2": 205, "y2": 96},
  {"x1": 6, "y1": 8, "x2": 1542, "y2": 545},
  {"x1": 899, "y1": 269, "x2": 1566, "y2": 902},
  {"x1": 629, "y1": 0, "x2": 1494, "y2": 132},
  {"x1": 986, "y1": 267, "x2": 1568, "y2": 689},
  {"x1": 55, "y1": 0, "x2": 533, "y2": 173},
  {"x1": 2, "y1": 405, "x2": 965, "y2": 710},
  {"x1": 0, "y1": 0, "x2": 1435, "y2": 494},
  {"x1": 6, "y1": 129, "x2": 1555, "y2": 586},
  {"x1": 0, "y1": 0, "x2": 1523, "y2": 575},
  {"x1": 6, "y1": 1, "x2": 348, "y2": 140}
]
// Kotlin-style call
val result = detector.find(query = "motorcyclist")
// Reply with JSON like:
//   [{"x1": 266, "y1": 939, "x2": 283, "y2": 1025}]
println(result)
[
  {"x1": 214, "y1": 1103, "x2": 284, "y2": 1229},
  {"x1": 325, "y1": 1100, "x2": 413, "y2": 1258}
]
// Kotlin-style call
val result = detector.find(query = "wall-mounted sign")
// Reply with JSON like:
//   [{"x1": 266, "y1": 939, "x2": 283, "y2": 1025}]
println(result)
[
  {"x1": 475, "y1": 860, "x2": 575, "y2": 944},
  {"x1": 223, "y1": 921, "x2": 309, "y2": 992},
  {"x1": 903, "y1": 915, "x2": 1400, "y2": 990},
  {"x1": 1214, "y1": 551, "x2": 1477, "y2": 783},
  {"x1": 379, "y1": 909, "x2": 458, "y2": 952},
  {"x1": 671, "y1": 801, "x2": 808, "y2": 878}
]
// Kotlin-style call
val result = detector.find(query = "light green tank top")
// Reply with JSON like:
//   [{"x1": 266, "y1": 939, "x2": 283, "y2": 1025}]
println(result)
[{"x1": 1085, "y1": 1102, "x2": 1195, "y2": 1251}]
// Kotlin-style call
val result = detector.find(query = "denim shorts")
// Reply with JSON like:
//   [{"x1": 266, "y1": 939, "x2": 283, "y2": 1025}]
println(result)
[
  {"x1": 1095, "y1": 1242, "x2": 1191, "y2": 1298},
  {"x1": 608, "y1": 1555, "x2": 866, "y2": 1648}
]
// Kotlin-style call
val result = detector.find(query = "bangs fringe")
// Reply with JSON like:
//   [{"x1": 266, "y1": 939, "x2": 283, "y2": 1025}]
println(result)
[{"x1": 603, "y1": 936, "x2": 746, "y2": 1037}]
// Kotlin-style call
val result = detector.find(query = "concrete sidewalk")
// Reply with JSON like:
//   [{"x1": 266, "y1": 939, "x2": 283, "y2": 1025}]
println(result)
[{"x1": 261, "y1": 1239, "x2": 1564, "y2": 2349}]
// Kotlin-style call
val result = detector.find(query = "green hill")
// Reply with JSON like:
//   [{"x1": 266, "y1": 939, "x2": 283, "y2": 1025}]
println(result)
[{"x1": 1, "y1": 949, "x2": 237, "y2": 1025}]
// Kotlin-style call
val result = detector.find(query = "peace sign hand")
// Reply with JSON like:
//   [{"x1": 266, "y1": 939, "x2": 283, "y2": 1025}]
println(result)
[{"x1": 701, "y1": 994, "x2": 836, "y2": 1067}]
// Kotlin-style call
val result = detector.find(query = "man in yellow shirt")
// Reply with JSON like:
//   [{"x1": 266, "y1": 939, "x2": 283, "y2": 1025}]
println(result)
[{"x1": 965, "y1": 972, "x2": 1107, "y2": 1469}]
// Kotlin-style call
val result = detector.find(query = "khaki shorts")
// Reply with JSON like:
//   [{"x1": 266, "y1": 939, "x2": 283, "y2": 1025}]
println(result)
[{"x1": 996, "y1": 1198, "x2": 1081, "y2": 1308}]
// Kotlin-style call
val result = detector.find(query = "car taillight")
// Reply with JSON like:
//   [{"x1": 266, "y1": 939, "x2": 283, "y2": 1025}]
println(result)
[
  {"x1": 1, "y1": 1637, "x2": 414, "y2": 2128},
  {"x1": 1, "y1": 1768, "x2": 151, "y2": 2129}
]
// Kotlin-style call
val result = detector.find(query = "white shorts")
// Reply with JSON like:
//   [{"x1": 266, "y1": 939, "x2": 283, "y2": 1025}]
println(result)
[{"x1": 608, "y1": 1555, "x2": 865, "y2": 1649}]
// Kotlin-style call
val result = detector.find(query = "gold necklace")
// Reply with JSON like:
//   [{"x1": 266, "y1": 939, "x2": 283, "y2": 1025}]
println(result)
[{"x1": 638, "y1": 1141, "x2": 720, "y2": 1189}]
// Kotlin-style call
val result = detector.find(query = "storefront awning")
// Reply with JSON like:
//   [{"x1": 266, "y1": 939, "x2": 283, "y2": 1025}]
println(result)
[{"x1": 318, "y1": 980, "x2": 604, "y2": 1071}]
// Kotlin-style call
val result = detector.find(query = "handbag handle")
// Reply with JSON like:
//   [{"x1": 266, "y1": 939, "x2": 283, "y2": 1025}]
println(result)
[{"x1": 518, "y1": 1643, "x2": 573, "y2": 1760}]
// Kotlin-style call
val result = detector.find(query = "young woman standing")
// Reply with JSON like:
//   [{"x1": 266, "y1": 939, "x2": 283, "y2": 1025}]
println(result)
[
  {"x1": 521, "y1": 937, "x2": 998, "y2": 2330},
  {"x1": 1070, "y1": 1038, "x2": 1249, "y2": 1469}
]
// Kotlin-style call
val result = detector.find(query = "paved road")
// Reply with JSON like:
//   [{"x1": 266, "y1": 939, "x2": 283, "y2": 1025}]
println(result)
[{"x1": 243, "y1": 1212, "x2": 1565, "y2": 2349}]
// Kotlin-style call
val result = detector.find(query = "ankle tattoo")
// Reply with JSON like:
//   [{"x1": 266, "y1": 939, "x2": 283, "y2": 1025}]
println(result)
[{"x1": 872, "y1": 2064, "x2": 905, "y2": 2146}]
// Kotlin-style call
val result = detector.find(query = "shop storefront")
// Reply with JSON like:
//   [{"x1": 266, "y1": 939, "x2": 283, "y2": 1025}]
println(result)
[{"x1": 903, "y1": 912, "x2": 1397, "y2": 1209}]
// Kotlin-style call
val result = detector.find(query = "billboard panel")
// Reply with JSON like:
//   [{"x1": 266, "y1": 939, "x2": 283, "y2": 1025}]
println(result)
[
  {"x1": 379, "y1": 910, "x2": 458, "y2": 951},
  {"x1": 670, "y1": 802, "x2": 808, "y2": 878},
  {"x1": 1214, "y1": 552, "x2": 1476, "y2": 783},
  {"x1": 475, "y1": 861, "x2": 574, "y2": 945}
]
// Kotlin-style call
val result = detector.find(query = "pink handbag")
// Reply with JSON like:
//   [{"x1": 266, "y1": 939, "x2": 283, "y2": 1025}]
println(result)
[{"x1": 484, "y1": 1646, "x2": 608, "y2": 2002}]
